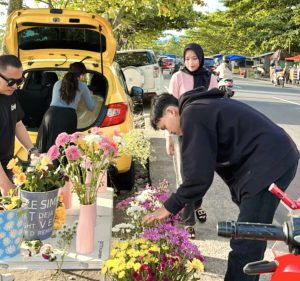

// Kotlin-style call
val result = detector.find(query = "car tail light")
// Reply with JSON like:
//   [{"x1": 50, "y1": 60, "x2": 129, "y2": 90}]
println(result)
[
  {"x1": 100, "y1": 103, "x2": 128, "y2": 127},
  {"x1": 154, "y1": 66, "x2": 160, "y2": 78}
]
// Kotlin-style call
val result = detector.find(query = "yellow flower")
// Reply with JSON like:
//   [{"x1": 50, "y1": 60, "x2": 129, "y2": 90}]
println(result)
[
  {"x1": 191, "y1": 258, "x2": 205, "y2": 272},
  {"x1": 133, "y1": 262, "x2": 141, "y2": 271},
  {"x1": 12, "y1": 165, "x2": 22, "y2": 175},
  {"x1": 118, "y1": 271, "x2": 125, "y2": 278},
  {"x1": 40, "y1": 155, "x2": 50, "y2": 168},
  {"x1": 185, "y1": 259, "x2": 205, "y2": 273},
  {"x1": 6, "y1": 158, "x2": 18, "y2": 170},
  {"x1": 14, "y1": 173, "x2": 26, "y2": 185}
]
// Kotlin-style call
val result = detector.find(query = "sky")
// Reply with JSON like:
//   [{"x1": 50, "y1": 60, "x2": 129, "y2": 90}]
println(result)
[{"x1": 161, "y1": 0, "x2": 225, "y2": 41}]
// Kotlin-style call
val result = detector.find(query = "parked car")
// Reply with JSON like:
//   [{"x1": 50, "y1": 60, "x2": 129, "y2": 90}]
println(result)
[
  {"x1": 5, "y1": 8, "x2": 144, "y2": 191},
  {"x1": 116, "y1": 49, "x2": 165, "y2": 100},
  {"x1": 169, "y1": 58, "x2": 183, "y2": 75},
  {"x1": 158, "y1": 57, "x2": 175, "y2": 70},
  {"x1": 204, "y1": 57, "x2": 216, "y2": 72}
]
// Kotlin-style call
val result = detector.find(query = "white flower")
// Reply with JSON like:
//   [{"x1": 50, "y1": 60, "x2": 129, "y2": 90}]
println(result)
[
  {"x1": 0, "y1": 232, "x2": 5, "y2": 239},
  {"x1": 4, "y1": 221, "x2": 14, "y2": 231},
  {"x1": 9, "y1": 229, "x2": 18, "y2": 238},
  {"x1": 83, "y1": 134, "x2": 102, "y2": 145},
  {"x1": 7, "y1": 212, "x2": 15, "y2": 220},
  {"x1": 3, "y1": 237, "x2": 11, "y2": 246},
  {"x1": 6, "y1": 245, "x2": 16, "y2": 254}
]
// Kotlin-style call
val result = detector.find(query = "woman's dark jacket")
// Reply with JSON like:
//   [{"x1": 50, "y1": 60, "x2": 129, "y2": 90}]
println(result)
[{"x1": 164, "y1": 88, "x2": 299, "y2": 215}]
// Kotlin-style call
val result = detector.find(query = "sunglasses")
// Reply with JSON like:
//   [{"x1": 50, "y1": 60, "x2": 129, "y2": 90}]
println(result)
[{"x1": 0, "y1": 73, "x2": 24, "y2": 87}]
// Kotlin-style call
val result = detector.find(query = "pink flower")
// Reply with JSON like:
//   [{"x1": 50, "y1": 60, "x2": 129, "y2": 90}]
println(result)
[
  {"x1": 100, "y1": 140, "x2": 118, "y2": 156},
  {"x1": 47, "y1": 145, "x2": 60, "y2": 161},
  {"x1": 70, "y1": 132, "x2": 84, "y2": 142},
  {"x1": 113, "y1": 129, "x2": 120, "y2": 136},
  {"x1": 55, "y1": 132, "x2": 71, "y2": 147},
  {"x1": 65, "y1": 145, "x2": 80, "y2": 161}
]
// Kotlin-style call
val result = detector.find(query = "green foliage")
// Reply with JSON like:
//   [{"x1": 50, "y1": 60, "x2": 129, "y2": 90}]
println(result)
[{"x1": 34, "y1": 0, "x2": 204, "y2": 49}]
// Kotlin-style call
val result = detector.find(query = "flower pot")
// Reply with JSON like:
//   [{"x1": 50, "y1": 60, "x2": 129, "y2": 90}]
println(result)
[
  {"x1": 0, "y1": 207, "x2": 27, "y2": 258},
  {"x1": 76, "y1": 203, "x2": 96, "y2": 254},
  {"x1": 97, "y1": 170, "x2": 107, "y2": 193},
  {"x1": 59, "y1": 181, "x2": 72, "y2": 209},
  {"x1": 20, "y1": 188, "x2": 59, "y2": 240}
]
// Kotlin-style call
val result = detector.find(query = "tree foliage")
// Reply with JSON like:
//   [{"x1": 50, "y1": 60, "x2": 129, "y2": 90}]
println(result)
[
  {"x1": 33, "y1": 0, "x2": 204, "y2": 49},
  {"x1": 181, "y1": 0, "x2": 300, "y2": 56}
]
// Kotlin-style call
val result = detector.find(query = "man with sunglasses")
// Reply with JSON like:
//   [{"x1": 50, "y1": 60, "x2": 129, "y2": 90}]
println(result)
[{"x1": 0, "y1": 55, "x2": 37, "y2": 195}]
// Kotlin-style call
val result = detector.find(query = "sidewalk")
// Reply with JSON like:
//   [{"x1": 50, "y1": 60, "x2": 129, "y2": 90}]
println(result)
[{"x1": 145, "y1": 112, "x2": 272, "y2": 281}]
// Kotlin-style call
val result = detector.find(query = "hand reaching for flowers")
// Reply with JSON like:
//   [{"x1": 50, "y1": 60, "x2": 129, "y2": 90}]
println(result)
[{"x1": 142, "y1": 207, "x2": 171, "y2": 224}]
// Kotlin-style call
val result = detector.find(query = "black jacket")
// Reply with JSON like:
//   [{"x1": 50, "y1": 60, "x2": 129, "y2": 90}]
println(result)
[{"x1": 164, "y1": 88, "x2": 299, "y2": 215}]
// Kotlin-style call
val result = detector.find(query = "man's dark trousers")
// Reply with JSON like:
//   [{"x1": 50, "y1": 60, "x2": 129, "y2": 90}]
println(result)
[{"x1": 224, "y1": 161, "x2": 298, "y2": 281}]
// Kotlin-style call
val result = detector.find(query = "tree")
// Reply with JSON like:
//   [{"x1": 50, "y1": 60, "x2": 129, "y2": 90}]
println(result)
[
  {"x1": 35, "y1": 0, "x2": 205, "y2": 49},
  {"x1": 7, "y1": 0, "x2": 23, "y2": 16}
]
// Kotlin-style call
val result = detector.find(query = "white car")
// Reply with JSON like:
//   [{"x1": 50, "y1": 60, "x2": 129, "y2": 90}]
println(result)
[{"x1": 116, "y1": 49, "x2": 165, "y2": 99}]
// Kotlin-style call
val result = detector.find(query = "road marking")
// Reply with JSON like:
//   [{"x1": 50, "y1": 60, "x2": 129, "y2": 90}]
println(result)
[{"x1": 272, "y1": 97, "x2": 300, "y2": 106}]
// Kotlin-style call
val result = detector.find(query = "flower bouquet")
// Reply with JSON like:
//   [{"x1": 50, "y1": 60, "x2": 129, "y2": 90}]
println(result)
[
  {"x1": 48, "y1": 129, "x2": 118, "y2": 205},
  {"x1": 102, "y1": 231, "x2": 204, "y2": 280},
  {"x1": 114, "y1": 129, "x2": 151, "y2": 168},
  {"x1": 7, "y1": 156, "x2": 66, "y2": 240}
]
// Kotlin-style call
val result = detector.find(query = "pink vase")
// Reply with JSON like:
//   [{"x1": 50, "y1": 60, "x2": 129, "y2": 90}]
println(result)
[
  {"x1": 97, "y1": 170, "x2": 107, "y2": 193},
  {"x1": 76, "y1": 203, "x2": 96, "y2": 254},
  {"x1": 59, "y1": 181, "x2": 72, "y2": 209}
]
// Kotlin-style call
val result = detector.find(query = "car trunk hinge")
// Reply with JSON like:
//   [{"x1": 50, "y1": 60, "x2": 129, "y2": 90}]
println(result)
[{"x1": 99, "y1": 25, "x2": 103, "y2": 75}]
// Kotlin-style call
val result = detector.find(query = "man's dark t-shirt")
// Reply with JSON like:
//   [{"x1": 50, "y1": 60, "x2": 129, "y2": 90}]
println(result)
[{"x1": 0, "y1": 92, "x2": 24, "y2": 168}]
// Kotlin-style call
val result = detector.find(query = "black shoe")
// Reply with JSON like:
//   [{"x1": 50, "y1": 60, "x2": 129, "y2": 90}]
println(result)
[
  {"x1": 184, "y1": 226, "x2": 195, "y2": 240},
  {"x1": 195, "y1": 208, "x2": 207, "y2": 223}
]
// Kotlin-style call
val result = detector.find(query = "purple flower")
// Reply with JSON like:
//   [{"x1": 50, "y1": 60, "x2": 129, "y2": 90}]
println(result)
[
  {"x1": 47, "y1": 145, "x2": 60, "y2": 161},
  {"x1": 55, "y1": 132, "x2": 71, "y2": 146},
  {"x1": 65, "y1": 145, "x2": 80, "y2": 161}
]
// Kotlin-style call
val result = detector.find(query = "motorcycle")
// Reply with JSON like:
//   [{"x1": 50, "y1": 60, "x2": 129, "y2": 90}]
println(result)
[
  {"x1": 218, "y1": 78, "x2": 235, "y2": 98},
  {"x1": 217, "y1": 183, "x2": 300, "y2": 281},
  {"x1": 272, "y1": 71, "x2": 285, "y2": 88}
]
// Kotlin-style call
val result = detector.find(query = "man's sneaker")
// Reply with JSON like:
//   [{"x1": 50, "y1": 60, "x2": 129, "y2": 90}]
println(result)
[
  {"x1": 195, "y1": 207, "x2": 207, "y2": 223},
  {"x1": 184, "y1": 226, "x2": 195, "y2": 240}
]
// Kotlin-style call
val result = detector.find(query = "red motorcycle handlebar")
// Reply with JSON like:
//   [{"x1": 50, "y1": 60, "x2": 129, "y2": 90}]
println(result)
[{"x1": 269, "y1": 184, "x2": 300, "y2": 210}]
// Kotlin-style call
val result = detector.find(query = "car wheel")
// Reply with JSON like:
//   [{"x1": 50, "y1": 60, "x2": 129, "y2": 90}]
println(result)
[{"x1": 109, "y1": 161, "x2": 135, "y2": 192}]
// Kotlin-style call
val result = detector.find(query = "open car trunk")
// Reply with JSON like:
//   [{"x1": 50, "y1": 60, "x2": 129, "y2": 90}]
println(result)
[{"x1": 17, "y1": 69, "x2": 108, "y2": 131}]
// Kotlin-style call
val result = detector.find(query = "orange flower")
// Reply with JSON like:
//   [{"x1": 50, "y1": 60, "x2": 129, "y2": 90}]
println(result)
[
  {"x1": 12, "y1": 165, "x2": 22, "y2": 175},
  {"x1": 14, "y1": 173, "x2": 26, "y2": 185}
]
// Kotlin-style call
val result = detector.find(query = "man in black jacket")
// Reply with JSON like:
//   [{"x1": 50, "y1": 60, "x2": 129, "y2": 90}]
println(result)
[{"x1": 143, "y1": 89, "x2": 299, "y2": 281}]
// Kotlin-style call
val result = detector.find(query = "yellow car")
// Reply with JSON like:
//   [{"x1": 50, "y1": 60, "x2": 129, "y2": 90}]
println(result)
[{"x1": 4, "y1": 8, "x2": 143, "y2": 191}]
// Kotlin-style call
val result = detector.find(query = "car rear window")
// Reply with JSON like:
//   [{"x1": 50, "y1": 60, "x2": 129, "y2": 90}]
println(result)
[
  {"x1": 18, "y1": 26, "x2": 106, "y2": 52},
  {"x1": 116, "y1": 52, "x2": 155, "y2": 68}
]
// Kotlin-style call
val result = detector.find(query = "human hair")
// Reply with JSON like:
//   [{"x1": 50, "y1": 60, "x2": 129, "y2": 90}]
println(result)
[
  {"x1": 150, "y1": 93, "x2": 179, "y2": 130},
  {"x1": 0, "y1": 55, "x2": 22, "y2": 72},
  {"x1": 60, "y1": 62, "x2": 87, "y2": 104}
]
